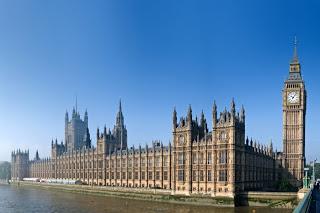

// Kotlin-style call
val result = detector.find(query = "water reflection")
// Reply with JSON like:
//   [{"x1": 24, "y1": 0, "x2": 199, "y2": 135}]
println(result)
[{"x1": 0, "y1": 185, "x2": 292, "y2": 213}]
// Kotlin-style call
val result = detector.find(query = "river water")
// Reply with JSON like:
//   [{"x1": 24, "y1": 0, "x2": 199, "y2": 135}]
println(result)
[{"x1": 0, "y1": 185, "x2": 292, "y2": 213}]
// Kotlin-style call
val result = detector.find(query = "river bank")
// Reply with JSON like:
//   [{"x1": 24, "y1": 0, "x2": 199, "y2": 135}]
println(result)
[
  {"x1": 0, "y1": 184, "x2": 293, "y2": 213},
  {"x1": 0, "y1": 179, "x2": 10, "y2": 185},
  {"x1": 10, "y1": 181, "x2": 297, "y2": 209},
  {"x1": 11, "y1": 181, "x2": 235, "y2": 207}
]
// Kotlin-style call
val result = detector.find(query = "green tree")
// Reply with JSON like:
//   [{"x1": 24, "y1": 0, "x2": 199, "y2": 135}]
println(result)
[
  {"x1": 0, "y1": 161, "x2": 11, "y2": 180},
  {"x1": 305, "y1": 163, "x2": 320, "y2": 180},
  {"x1": 276, "y1": 178, "x2": 297, "y2": 192}
]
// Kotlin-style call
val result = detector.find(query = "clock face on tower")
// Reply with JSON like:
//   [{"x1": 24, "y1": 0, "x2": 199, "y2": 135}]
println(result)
[{"x1": 287, "y1": 91, "x2": 299, "y2": 104}]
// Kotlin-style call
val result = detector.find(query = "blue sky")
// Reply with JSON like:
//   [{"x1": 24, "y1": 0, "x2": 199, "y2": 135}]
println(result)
[{"x1": 0, "y1": 0, "x2": 319, "y2": 162}]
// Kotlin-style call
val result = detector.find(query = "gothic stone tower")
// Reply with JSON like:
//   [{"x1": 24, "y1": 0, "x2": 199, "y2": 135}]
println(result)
[
  {"x1": 172, "y1": 105, "x2": 203, "y2": 195},
  {"x1": 65, "y1": 106, "x2": 88, "y2": 151},
  {"x1": 11, "y1": 150, "x2": 30, "y2": 181},
  {"x1": 97, "y1": 100, "x2": 128, "y2": 154},
  {"x1": 212, "y1": 100, "x2": 245, "y2": 196},
  {"x1": 172, "y1": 100, "x2": 245, "y2": 197},
  {"x1": 282, "y1": 38, "x2": 306, "y2": 187},
  {"x1": 113, "y1": 100, "x2": 127, "y2": 150}
]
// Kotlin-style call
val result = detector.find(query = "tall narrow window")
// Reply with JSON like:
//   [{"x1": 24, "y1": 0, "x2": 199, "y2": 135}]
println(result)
[
  {"x1": 219, "y1": 150, "x2": 227, "y2": 164},
  {"x1": 178, "y1": 153, "x2": 184, "y2": 165},
  {"x1": 207, "y1": 152, "x2": 212, "y2": 164},
  {"x1": 155, "y1": 157, "x2": 160, "y2": 167},
  {"x1": 163, "y1": 171, "x2": 168, "y2": 180},
  {"x1": 148, "y1": 171, "x2": 153, "y2": 180},
  {"x1": 192, "y1": 152, "x2": 197, "y2": 164},
  {"x1": 219, "y1": 170, "x2": 227, "y2": 182},
  {"x1": 178, "y1": 170, "x2": 184, "y2": 181},
  {"x1": 134, "y1": 172, "x2": 138, "y2": 179},
  {"x1": 192, "y1": 171, "x2": 197, "y2": 181},
  {"x1": 148, "y1": 158, "x2": 153, "y2": 167},
  {"x1": 163, "y1": 156, "x2": 168, "y2": 167},
  {"x1": 128, "y1": 172, "x2": 132, "y2": 179},
  {"x1": 200, "y1": 170, "x2": 204, "y2": 181},
  {"x1": 156, "y1": 171, "x2": 160, "y2": 180},
  {"x1": 207, "y1": 170, "x2": 212, "y2": 182},
  {"x1": 199, "y1": 153, "x2": 204, "y2": 164},
  {"x1": 134, "y1": 158, "x2": 139, "y2": 167}
]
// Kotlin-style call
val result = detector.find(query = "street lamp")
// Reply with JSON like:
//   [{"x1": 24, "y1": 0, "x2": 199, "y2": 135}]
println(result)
[
  {"x1": 311, "y1": 159, "x2": 317, "y2": 183},
  {"x1": 303, "y1": 168, "x2": 310, "y2": 189}
]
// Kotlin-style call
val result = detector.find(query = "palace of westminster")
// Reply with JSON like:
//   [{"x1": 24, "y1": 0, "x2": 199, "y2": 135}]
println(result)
[{"x1": 11, "y1": 41, "x2": 306, "y2": 198}]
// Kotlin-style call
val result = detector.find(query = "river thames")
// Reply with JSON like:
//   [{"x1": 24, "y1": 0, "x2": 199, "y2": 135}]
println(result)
[{"x1": 0, "y1": 185, "x2": 292, "y2": 213}]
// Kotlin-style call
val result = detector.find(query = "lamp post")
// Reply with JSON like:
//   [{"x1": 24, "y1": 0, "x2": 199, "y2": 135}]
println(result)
[
  {"x1": 311, "y1": 159, "x2": 317, "y2": 184},
  {"x1": 303, "y1": 168, "x2": 309, "y2": 189}
]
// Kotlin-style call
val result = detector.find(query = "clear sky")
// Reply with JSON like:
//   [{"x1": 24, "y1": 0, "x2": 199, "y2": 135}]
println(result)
[{"x1": 0, "y1": 0, "x2": 319, "y2": 162}]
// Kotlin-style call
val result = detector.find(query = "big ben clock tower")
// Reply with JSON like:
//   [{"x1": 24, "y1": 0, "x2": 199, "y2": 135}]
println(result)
[{"x1": 282, "y1": 37, "x2": 306, "y2": 187}]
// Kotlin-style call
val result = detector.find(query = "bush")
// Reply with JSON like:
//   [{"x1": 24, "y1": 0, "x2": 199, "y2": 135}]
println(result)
[{"x1": 275, "y1": 179, "x2": 297, "y2": 192}]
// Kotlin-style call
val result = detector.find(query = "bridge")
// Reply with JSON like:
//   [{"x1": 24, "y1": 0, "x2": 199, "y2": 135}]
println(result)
[{"x1": 294, "y1": 184, "x2": 320, "y2": 213}]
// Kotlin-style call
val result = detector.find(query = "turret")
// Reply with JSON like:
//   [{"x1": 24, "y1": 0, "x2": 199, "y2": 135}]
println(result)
[
  {"x1": 72, "y1": 107, "x2": 76, "y2": 118},
  {"x1": 35, "y1": 150, "x2": 40, "y2": 161},
  {"x1": 113, "y1": 100, "x2": 127, "y2": 150},
  {"x1": 200, "y1": 110, "x2": 205, "y2": 126},
  {"x1": 65, "y1": 111, "x2": 69, "y2": 124},
  {"x1": 212, "y1": 101, "x2": 217, "y2": 128},
  {"x1": 240, "y1": 105, "x2": 245, "y2": 123},
  {"x1": 269, "y1": 140, "x2": 273, "y2": 153},
  {"x1": 173, "y1": 107, "x2": 177, "y2": 130},
  {"x1": 97, "y1": 128, "x2": 100, "y2": 140},
  {"x1": 230, "y1": 98, "x2": 235, "y2": 117},
  {"x1": 200, "y1": 110, "x2": 207, "y2": 134},
  {"x1": 84, "y1": 109, "x2": 88, "y2": 127},
  {"x1": 83, "y1": 128, "x2": 91, "y2": 148},
  {"x1": 104, "y1": 125, "x2": 107, "y2": 136},
  {"x1": 116, "y1": 99, "x2": 124, "y2": 127},
  {"x1": 187, "y1": 105, "x2": 192, "y2": 127}
]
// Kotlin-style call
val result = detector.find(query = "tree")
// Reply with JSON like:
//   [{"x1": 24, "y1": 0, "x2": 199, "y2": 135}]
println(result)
[
  {"x1": 0, "y1": 161, "x2": 11, "y2": 180},
  {"x1": 305, "y1": 163, "x2": 320, "y2": 180},
  {"x1": 276, "y1": 178, "x2": 297, "y2": 192}
]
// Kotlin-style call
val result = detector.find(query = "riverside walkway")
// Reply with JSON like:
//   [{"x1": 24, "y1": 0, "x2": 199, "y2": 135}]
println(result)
[
  {"x1": 294, "y1": 185, "x2": 320, "y2": 213},
  {"x1": 309, "y1": 186, "x2": 320, "y2": 213}
]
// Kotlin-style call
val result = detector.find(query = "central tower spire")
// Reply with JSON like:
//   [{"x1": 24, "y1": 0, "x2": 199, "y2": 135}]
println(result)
[
  {"x1": 116, "y1": 99, "x2": 124, "y2": 127},
  {"x1": 114, "y1": 99, "x2": 127, "y2": 150}
]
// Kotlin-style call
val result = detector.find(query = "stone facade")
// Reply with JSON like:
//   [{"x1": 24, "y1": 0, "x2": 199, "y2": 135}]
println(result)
[
  {"x1": 11, "y1": 150, "x2": 29, "y2": 181},
  {"x1": 65, "y1": 107, "x2": 89, "y2": 151},
  {"x1": 282, "y1": 38, "x2": 306, "y2": 187},
  {"x1": 11, "y1": 41, "x2": 306, "y2": 197},
  {"x1": 11, "y1": 101, "x2": 279, "y2": 198}
]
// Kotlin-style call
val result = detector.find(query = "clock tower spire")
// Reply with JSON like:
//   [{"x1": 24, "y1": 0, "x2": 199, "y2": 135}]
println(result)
[
  {"x1": 288, "y1": 36, "x2": 302, "y2": 80},
  {"x1": 282, "y1": 37, "x2": 306, "y2": 187}
]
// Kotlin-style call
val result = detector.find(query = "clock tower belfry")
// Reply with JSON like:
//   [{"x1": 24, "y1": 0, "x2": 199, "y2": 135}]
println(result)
[{"x1": 282, "y1": 37, "x2": 306, "y2": 187}]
